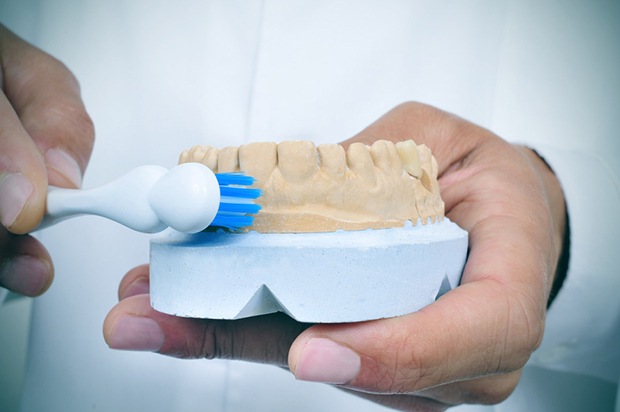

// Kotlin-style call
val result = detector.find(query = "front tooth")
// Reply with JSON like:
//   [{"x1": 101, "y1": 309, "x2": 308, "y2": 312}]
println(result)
[
  {"x1": 202, "y1": 147, "x2": 220, "y2": 172},
  {"x1": 346, "y1": 142, "x2": 376, "y2": 184},
  {"x1": 239, "y1": 142, "x2": 277, "y2": 185},
  {"x1": 396, "y1": 140, "x2": 422, "y2": 178},
  {"x1": 317, "y1": 143, "x2": 346, "y2": 182},
  {"x1": 277, "y1": 140, "x2": 319, "y2": 183},
  {"x1": 218, "y1": 146, "x2": 240, "y2": 173}
]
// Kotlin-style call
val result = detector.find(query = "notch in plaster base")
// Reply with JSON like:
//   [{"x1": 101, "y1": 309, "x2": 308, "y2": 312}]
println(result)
[{"x1": 234, "y1": 285, "x2": 292, "y2": 319}]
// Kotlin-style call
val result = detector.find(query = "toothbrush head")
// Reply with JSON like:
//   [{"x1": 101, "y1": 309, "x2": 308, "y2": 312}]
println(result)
[
  {"x1": 148, "y1": 164, "x2": 262, "y2": 233},
  {"x1": 211, "y1": 172, "x2": 263, "y2": 230}
]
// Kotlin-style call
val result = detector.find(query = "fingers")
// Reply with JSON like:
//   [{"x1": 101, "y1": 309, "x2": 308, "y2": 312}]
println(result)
[
  {"x1": 106, "y1": 265, "x2": 311, "y2": 364},
  {"x1": 287, "y1": 143, "x2": 551, "y2": 397},
  {"x1": 118, "y1": 264, "x2": 150, "y2": 300},
  {"x1": 288, "y1": 274, "x2": 539, "y2": 395},
  {"x1": 0, "y1": 24, "x2": 95, "y2": 234},
  {"x1": 0, "y1": 229, "x2": 53, "y2": 296},
  {"x1": 0, "y1": 90, "x2": 48, "y2": 233}
]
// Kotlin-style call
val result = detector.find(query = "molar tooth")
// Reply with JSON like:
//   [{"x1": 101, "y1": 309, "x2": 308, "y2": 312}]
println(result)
[
  {"x1": 396, "y1": 140, "x2": 422, "y2": 178},
  {"x1": 203, "y1": 147, "x2": 220, "y2": 172},
  {"x1": 218, "y1": 146, "x2": 240, "y2": 173},
  {"x1": 317, "y1": 143, "x2": 346, "y2": 182},
  {"x1": 346, "y1": 142, "x2": 376, "y2": 183},
  {"x1": 277, "y1": 140, "x2": 319, "y2": 183},
  {"x1": 239, "y1": 142, "x2": 277, "y2": 185}
]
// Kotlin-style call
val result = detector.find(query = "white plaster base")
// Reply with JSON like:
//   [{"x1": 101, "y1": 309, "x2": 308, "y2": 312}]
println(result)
[{"x1": 149, "y1": 218, "x2": 468, "y2": 323}]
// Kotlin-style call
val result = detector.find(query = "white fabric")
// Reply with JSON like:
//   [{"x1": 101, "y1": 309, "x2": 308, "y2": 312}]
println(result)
[
  {"x1": 0, "y1": 0, "x2": 618, "y2": 411},
  {"x1": 529, "y1": 147, "x2": 620, "y2": 382}
]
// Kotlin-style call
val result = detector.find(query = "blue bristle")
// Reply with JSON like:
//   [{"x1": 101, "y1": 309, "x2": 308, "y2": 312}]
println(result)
[
  {"x1": 211, "y1": 213, "x2": 256, "y2": 230},
  {"x1": 219, "y1": 186, "x2": 263, "y2": 199},
  {"x1": 208, "y1": 171, "x2": 262, "y2": 230},
  {"x1": 218, "y1": 202, "x2": 262, "y2": 214},
  {"x1": 215, "y1": 172, "x2": 257, "y2": 186}
]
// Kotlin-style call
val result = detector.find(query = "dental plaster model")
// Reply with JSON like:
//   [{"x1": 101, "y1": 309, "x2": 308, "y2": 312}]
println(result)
[
  {"x1": 150, "y1": 140, "x2": 468, "y2": 323},
  {"x1": 178, "y1": 140, "x2": 445, "y2": 232}
]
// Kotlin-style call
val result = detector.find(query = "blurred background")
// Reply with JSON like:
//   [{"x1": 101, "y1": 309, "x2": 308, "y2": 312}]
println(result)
[{"x1": 1, "y1": 0, "x2": 619, "y2": 411}]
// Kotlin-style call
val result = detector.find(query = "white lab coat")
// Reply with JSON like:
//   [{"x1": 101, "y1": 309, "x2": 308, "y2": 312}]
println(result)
[{"x1": 0, "y1": 1, "x2": 619, "y2": 411}]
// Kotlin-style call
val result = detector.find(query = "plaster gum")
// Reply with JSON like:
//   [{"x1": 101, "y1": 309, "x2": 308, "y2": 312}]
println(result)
[{"x1": 179, "y1": 140, "x2": 444, "y2": 233}]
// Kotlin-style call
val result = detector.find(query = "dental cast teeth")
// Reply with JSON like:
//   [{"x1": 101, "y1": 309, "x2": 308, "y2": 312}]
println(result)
[
  {"x1": 395, "y1": 140, "x2": 422, "y2": 178},
  {"x1": 179, "y1": 139, "x2": 444, "y2": 233}
]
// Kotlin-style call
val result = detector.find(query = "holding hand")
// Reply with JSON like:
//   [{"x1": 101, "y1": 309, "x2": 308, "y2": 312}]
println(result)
[
  {"x1": 0, "y1": 25, "x2": 94, "y2": 296},
  {"x1": 104, "y1": 102, "x2": 566, "y2": 410}
]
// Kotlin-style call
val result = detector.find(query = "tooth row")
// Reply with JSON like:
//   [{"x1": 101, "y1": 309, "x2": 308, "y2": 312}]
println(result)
[
  {"x1": 181, "y1": 140, "x2": 424, "y2": 181},
  {"x1": 179, "y1": 139, "x2": 444, "y2": 231}
]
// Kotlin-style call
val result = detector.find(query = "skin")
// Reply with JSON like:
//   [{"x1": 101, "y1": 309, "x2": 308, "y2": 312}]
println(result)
[
  {"x1": 105, "y1": 103, "x2": 566, "y2": 410},
  {"x1": 0, "y1": 26, "x2": 566, "y2": 410},
  {"x1": 0, "y1": 25, "x2": 94, "y2": 296}
]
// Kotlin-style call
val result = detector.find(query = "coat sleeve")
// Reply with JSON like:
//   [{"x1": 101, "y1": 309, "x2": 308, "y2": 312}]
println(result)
[{"x1": 526, "y1": 144, "x2": 620, "y2": 383}]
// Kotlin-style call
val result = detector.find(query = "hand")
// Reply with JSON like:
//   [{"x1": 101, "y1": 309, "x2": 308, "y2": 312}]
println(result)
[
  {"x1": 103, "y1": 102, "x2": 566, "y2": 410},
  {"x1": 0, "y1": 25, "x2": 94, "y2": 296}
]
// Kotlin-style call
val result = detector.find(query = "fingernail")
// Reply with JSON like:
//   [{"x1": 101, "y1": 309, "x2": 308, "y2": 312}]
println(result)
[
  {"x1": 0, "y1": 173, "x2": 34, "y2": 228},
  {"x1": 45, "y1": 148, "x2": 82, "y2": 188},
  {"x1": 0, "y1": 255, "x2": 51, "y2": 296},
  {"x1": 108, "y1": 316, "x2": 164, "y2": 351},
  {"x1": 122, "y1": 277, "x2": 150, "y2": 299},
  {"x1": 294, "y1": 338, "x2": 361, "y2": 384}
]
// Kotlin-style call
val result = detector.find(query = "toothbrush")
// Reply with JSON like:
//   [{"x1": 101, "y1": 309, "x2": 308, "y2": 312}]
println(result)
[{"x1": 38, "y1": 163, "x2": 262, "y2": 233}]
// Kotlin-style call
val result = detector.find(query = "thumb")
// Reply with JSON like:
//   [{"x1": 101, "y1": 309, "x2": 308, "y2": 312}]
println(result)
[
  {"x1": 288, "y1": 217, "x2": 545, "y2": 392},
  {"x1": 287, "y1": 285, "x2": 508, "y2": 391}
]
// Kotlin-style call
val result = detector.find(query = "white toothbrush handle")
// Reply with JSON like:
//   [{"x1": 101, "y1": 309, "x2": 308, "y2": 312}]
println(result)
[
  {"x1": 39, "y1": 165, "x2": 169, "y2": 233},
  {"x1": 38, "y1": 163, "x2": 221, "y2": 234}
]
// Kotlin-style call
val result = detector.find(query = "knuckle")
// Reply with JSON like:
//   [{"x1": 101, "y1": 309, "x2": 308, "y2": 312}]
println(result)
[
  {"x1": 36, "y1": 52, "x2": 81, "y2": 91},
  {"x1": 25, "y1": 96, "x2": 95, "y2": 151},
  {"x1": 513, "y1": 293, "x2": 545, "y2": 357},
  {"x1": 522, "y1": 313, "x2": 544, "y2": 355},
  {"x1": 48, "y1": 98, "x2": 94, "y2": 138},
  {"x1": 369, "y1": 337, "x2": 441, "y2": 394},
  {"x1": 16, "y1": 52, "x2": 96, "y2": 151},
  {"x1": 498, "y1": 286, "x2": 545, "y2": 372},
  {"x1": 395, "y1": 101, "x2": 435, "y2": 119},
  {"x1": 397, "y1": 101, "x2": 424, "y2": 111}
]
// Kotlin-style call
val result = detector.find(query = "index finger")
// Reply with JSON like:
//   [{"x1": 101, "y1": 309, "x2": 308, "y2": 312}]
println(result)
[{"x1": 0, "y1": 25, "x2": 94, "y2": 233}]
